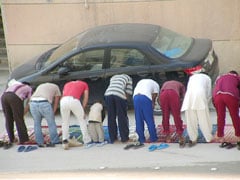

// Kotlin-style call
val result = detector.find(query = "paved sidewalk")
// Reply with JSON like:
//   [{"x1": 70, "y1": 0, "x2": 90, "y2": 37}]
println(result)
[{"x1": 0, "y1": 69, "x2": 240, "y2": 179}]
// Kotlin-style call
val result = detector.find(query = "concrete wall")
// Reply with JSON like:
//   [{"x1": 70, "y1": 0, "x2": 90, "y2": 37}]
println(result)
[{"x1": 1, "y1": 0, "x2": 240, "y2": 74}]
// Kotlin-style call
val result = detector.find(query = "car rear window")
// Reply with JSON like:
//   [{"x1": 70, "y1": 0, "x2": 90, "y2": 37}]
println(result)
[{"x1": 151, "y1": 27, "x2": 192, "y2": 59}]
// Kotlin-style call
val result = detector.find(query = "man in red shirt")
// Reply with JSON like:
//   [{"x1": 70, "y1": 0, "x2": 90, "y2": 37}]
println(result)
[
  {"x1": 159, "y1": 80, "x2": 186, "y2": 147},
  {"x1": 213, "y1": 70, "x2": 240, "y2": 149},
  {"x1": 60, "y1": 80, "x2": 91, "y2": 150}
]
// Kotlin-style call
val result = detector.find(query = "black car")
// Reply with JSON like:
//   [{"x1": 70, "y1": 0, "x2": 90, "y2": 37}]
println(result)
[{"x1": 9, "y1": 23, "x2": 219, "y2": 108}]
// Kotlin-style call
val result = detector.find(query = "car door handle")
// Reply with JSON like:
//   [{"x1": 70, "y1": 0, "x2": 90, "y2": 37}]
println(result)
[
  {"x1": 89, "y1": 76, "x2": 100, "y2": 81},
  {"x1": 136, "y1": 72, "x2": 149, "y2": 77}
]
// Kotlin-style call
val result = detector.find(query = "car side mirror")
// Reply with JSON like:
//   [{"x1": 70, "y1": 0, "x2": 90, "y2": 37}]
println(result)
[{"x1": 58, "y1": 67, "x2": 70, "y2": 76}]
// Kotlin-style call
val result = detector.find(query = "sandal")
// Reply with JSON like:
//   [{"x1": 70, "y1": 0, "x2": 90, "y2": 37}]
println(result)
[
  {"x1": 133, "y1": 142, "x2": 144, "y2": 149},
  {"x1": 24, "y1": 145, "x2": 38, "y2": 152},
  {"x1": 148, "y1": 144, "x2": 158, "y2": 152},
  {"x1": 124, "y1": 143, "x2": 136, "y2": 150},
  {"x1": 219, "y1": 142, "x2": 231, "y2": 148},
  {"x1": 226, "y1": 143, "x2": 237, "y2": 149},
  {"x1": 157, "y1": 143, "x2": 169, "y2": 150},
  {"x1": 17, "y1": 145, "x2": 26, "y2": 152}
]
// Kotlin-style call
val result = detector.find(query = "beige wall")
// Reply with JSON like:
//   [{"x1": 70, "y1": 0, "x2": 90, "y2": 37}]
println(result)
[{"x1": 1, "y1": 0, "x2": 240, "y2": 74}]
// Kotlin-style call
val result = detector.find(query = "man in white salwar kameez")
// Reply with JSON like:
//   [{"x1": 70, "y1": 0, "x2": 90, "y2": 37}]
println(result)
[{"x1": 181, "y1": 73, "x2": 213, "y2": 147}]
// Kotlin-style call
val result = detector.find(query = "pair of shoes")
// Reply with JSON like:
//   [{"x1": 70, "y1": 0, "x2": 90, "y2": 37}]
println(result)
[
  {"x1": 188, "y1": 140, "x2": 197, "y2": 147},
  {"x1": 148, "y1": 143, "x2": 170, "y2": 152},
  {"x1": 3, "y1": 142, "x2": 13, "y2": 150},
  {"x1": 219, "y1": 142, "x2": 231, "y2": 148},
  {"x1": 46, "y1": 143, "x2": 55, "y2": 147},
  {"x1": 219, "y1": 142, "x2": 237, "y2": 149},
  {"x1": 96, "y1": 141, "x2": 108, "y2": 147},
  {"x1": 17, "y1": 145, "x2": 38, "y2": 152},
  {"x1": 62, "y1": 139, "x2": 69, "y2": 150}
]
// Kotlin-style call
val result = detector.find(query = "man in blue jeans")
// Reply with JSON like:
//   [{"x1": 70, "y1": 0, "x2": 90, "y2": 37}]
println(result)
[{"x1": 29, "y1": 83, "x2": 61, "y2": 147}]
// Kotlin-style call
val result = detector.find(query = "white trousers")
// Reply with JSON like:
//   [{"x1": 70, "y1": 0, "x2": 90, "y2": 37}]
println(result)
[
  {"x1": 60, "y1": 96, "x2": 91, "y2": 144},
  {"x1": 185, "y1": 109, "x2": 213, "y2": 142}
]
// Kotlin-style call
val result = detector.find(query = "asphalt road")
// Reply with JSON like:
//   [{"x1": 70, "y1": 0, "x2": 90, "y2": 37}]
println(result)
[{"x1": 0, "y1": 70, "x2": 240, "y2": 180}]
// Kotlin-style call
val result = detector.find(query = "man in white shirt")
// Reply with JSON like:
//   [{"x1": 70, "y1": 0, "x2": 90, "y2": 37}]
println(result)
[
  {"x1": 181, "y1": 73, "x2": 213, "y2": 147},
  {"x1": 133, "y1": 79, "x2": 159, "y2": 146}
]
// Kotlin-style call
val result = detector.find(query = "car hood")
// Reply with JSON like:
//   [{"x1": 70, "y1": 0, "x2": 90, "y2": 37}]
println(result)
[
  {"x1": 181, "y1": 38, "x2": 212, "y2": 63},
  {"x1": 9, "y1": 56, "x2": 39, "y2": 81}
]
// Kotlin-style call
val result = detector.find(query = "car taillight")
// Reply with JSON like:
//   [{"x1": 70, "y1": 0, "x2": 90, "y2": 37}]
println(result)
[{"x1": 184, "y1": 65, "x2": 203, "y2": 75}]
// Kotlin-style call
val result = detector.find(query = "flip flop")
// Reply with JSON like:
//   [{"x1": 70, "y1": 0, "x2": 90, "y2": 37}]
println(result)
[
  {"x1": 157, "y1": 143, "x2": 169, "y2": 150},
  {"x1": 133, "y1": 142, "x2": 144, "y2": 149},
  {"x1": 219, "y1": 142, "x2": 231, "y2": 148},
  {"x1": 17, "y1": 145, "x2": 26, "y2": 152},
  {"x1": 226, "y1": 143, "x2": 237, "y2": 149},
  {"x1": 24, "y1": 145, "x2": 38, "y2": 152},
  {"x1": 124, "y1": 143, "x2": 136, "y2": 150},
  {"x1": 148, "y1": 144, "x2": 158, "y2": 152}
]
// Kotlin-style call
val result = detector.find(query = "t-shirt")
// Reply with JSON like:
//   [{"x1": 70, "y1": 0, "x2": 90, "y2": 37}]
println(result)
[
  {"x1": 62, "y1": 80, "x2": 89, "y2": 99},
  {"x1": 6, "y1": 83, "x2": 32, "y2": 100},
  {"x1": 88, "y1": 102, "x2": 104, "y2": 123},
  {"x1": 133, "y1": 79, "x2": 159, "y2": 100},
  {"x1": 104, "y1": 74, "x2": 133, "y2": 100},
  {"x1": 213, "y1": 73, "x2": 240, "y2": 100},
  {"x1": 31, "y1": 83, "x2": 61, "y2": 104},
  {"x1": 160, "y1": 80, "x2": 185, "y2": 98}
]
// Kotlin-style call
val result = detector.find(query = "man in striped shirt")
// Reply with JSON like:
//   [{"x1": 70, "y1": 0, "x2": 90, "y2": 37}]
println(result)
[{"x1": 104, "y1": 74, "x2": 133, "y2": 143}]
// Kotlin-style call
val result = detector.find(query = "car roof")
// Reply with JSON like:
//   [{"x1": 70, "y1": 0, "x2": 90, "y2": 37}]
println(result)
[{"x1": 75, "y1": 23, "x2": 161, "y2": 48}]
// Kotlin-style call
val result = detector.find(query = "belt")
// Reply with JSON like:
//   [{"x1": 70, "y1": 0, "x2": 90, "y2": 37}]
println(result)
[{"x1": 30, "y1": 100, "x2": 48, "y2": 103}]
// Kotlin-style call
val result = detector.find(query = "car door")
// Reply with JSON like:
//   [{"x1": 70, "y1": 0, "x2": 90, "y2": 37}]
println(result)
[{"x1": 50, "y1": 49, "x2": 106, "y2": 105}]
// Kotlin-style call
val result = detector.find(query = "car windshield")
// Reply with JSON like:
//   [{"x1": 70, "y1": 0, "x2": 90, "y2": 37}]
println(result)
[
  {"x1": 42, "y1": 32, "x2": 86, "y2": 68},
  {"x1": 151, "y1": 27, "x2": 193, "y2": 58}
]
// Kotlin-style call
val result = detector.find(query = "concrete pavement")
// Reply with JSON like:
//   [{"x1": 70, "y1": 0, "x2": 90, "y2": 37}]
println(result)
[{"x1": 0, "y1": 69, "x2": 240, "y2": 179}]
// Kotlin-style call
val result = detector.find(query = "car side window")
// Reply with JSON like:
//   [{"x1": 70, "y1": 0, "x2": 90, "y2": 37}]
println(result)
[
  {"x1": 63, "y1": 49, "x2": 104, "y2": 71},
  {"x1": 110, "y1": 48, "x2": 147, "y2": 68}
]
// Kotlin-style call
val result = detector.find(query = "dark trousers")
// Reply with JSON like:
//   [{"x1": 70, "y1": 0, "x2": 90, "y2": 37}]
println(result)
[
  {"x1": 1, "y1": 92, "x2": 29, "y2": 143},
  {"x1": 104, "y1": 95, "x2": 129, "y2": 143},
  {"x1": 159, "y1": 89, "x2": 184, "y2": 136}
]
